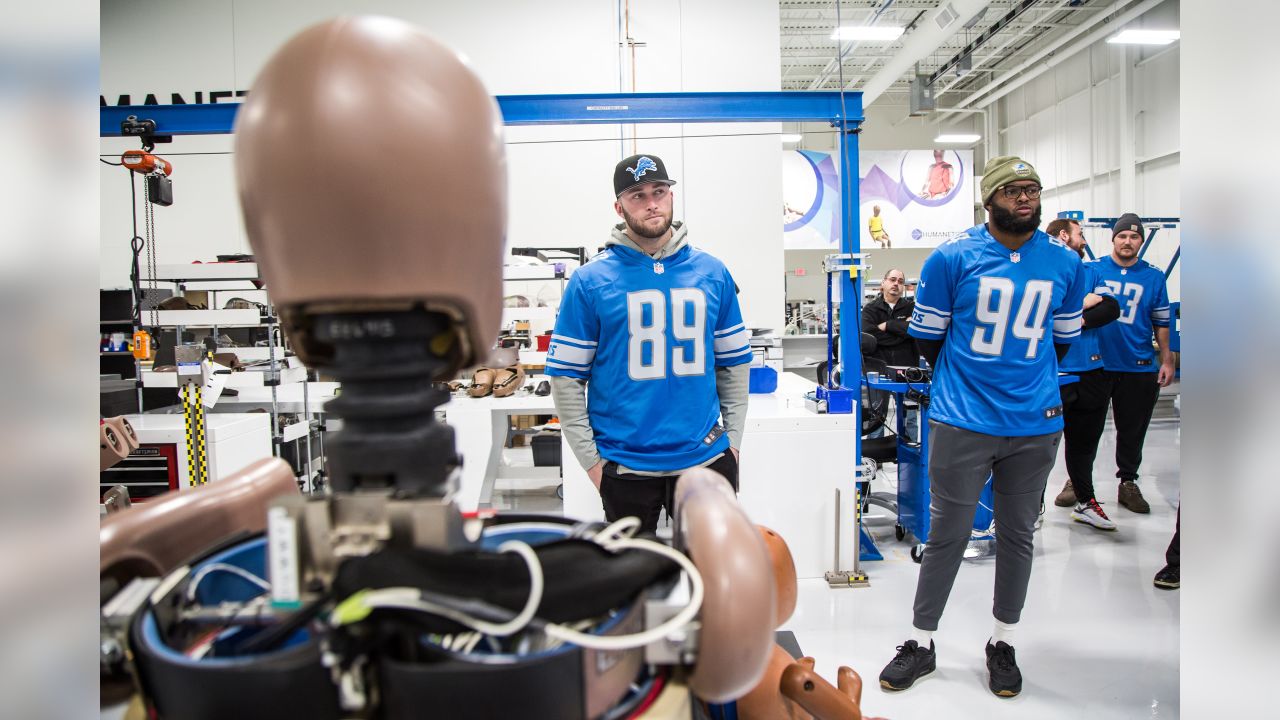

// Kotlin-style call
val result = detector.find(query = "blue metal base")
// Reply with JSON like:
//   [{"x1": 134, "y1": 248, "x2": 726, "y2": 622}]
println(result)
[
  {"x1": 859, "y1": 524, "x2": 883, "y2": 562},
  {"x1": 815, "y1": 384, "x2": 856, "y2": 414}
]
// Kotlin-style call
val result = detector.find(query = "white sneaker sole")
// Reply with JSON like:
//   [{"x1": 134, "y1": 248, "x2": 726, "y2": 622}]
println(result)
[{"x1": 1070, "y1": 512, "x2": 1117, "y2": 531}]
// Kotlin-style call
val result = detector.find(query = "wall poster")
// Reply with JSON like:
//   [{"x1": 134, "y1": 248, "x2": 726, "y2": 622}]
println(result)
[{"x1": 783, "y1": 148, "x2": 975, "y2": 250}]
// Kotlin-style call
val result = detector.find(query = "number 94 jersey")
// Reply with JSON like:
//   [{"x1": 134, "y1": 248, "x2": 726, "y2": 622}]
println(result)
[
  {"x1": 909, "y1": 226, "x2": 1088, "y2": 437},
  {"x1": 546, "y1": 243, "x2": 751, "y2": 471}
]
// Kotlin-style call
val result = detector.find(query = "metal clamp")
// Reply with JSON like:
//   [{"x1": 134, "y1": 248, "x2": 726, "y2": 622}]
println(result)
[{"x1": 821, "y1": 252, "x2": 868, "y2": 274}]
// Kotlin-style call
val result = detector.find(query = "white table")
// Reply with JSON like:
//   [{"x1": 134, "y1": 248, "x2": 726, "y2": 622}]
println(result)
[
  {"x1": 442, "y1": 384, "x2": 558, "y2": 511},
  {"x1": 213, "y1": 381, "x2": 342, "y2": 414}
]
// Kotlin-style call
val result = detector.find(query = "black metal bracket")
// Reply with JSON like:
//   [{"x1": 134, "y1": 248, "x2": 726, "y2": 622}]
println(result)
[{"x1": 120, "y1": 115, "x2": 172, "y2": 152}]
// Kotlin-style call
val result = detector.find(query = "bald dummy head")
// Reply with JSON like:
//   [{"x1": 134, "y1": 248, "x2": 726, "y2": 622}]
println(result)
[{"x1": 235, "y1": 16, "x2": 507, "y2": 376}]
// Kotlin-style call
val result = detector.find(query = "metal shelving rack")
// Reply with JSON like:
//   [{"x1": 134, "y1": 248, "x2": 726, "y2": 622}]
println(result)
[{"x1": 139, "y1": 262, "x2": 324, "y2": 492}]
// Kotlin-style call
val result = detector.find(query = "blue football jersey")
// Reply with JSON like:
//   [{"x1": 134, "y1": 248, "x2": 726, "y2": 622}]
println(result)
[
  {"x1": 908, "y1": 225, "x2": 1087, "y2": 436},
  {"x1": 1093, "y1": 256, "x2": 1171, "y2": 372},
  {"x1": 1059, "y1": 262, "x2": 1113, "y2": 373},
  {"x1": 545, "y1": 243, "x2": 751, "y2": 471}
]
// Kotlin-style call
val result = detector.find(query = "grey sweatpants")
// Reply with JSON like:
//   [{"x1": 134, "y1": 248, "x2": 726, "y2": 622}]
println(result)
[{"x1": 912, "y1": 420, "x2": 1061, "y2": 631}]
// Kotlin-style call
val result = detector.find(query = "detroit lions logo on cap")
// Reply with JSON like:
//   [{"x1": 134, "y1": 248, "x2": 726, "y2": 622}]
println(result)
[
  {"x1": 1013, "y1": 162, "x2": 1031, "y2": 176},
  {"x1": 627, "y1": 156, "x2": 658, "y2": 181}
]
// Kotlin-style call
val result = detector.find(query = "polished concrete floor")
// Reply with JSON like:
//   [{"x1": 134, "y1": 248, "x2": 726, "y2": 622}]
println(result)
[{"x1": 785, "y1": 417, "x2": 1181, "y2": 719}]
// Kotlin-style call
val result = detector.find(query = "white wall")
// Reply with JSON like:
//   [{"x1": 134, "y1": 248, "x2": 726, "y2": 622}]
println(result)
[
  {"x1": 100, "y1": 0, "x2": 786, "y2": 330},
  {"x1": 991, "y1": 0, "x2": 1181, "y2": 300}
]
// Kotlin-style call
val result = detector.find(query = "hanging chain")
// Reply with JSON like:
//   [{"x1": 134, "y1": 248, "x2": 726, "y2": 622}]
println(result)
[{"x1": 144, "y1": 178, "x2": 159, "y2": 326}]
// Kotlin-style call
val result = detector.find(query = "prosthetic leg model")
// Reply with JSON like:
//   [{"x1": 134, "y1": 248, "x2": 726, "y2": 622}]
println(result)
[
  {"x1": 736, "y1": 528, "x2": 882, "y2": 720},
  {"x1": 98, "y1": 16, "x2": 796, "y2": 719}
]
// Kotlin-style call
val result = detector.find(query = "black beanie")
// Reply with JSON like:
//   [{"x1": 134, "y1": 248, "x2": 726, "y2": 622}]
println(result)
[{"x1": 1112, "y1": 213, "x2": 1144, "y2": 239}]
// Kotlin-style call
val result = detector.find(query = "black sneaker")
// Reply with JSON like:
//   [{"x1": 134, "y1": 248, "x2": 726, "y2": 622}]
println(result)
[
  {"x1": 1154, "y1": 564, "x2": 1180, "y2": 589},
  {"x1": 879, "y1": 639, "x2": 936, "y2": 691},
  {"x1": 985, "y1": 641, "x2": 1022, "y2": 697}
]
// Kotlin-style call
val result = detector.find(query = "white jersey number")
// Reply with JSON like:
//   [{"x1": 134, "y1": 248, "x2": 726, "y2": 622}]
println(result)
[
  {"x1": 971, "y1": 278, "x2": 1053, "y2": 359},
  {"x1": 1103, "y1": 281, "x2": 1144, "y2": 325},
  {"x1": 627, "y1": 288, "x2": 707, "y2": 380}
]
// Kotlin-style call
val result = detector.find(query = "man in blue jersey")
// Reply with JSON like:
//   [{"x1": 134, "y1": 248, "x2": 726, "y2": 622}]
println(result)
[
  {"x1": 545, "y1": 154, "x2": 752, "y2": 533},
  {"x1": 1087, "y1": 213, "x2": 1176, "y2": 514},
  {"x1": 1046, "y1": 218, "x2": 1121, "y2": 530},
  {"x1": 879, "y1": 156, "x2": 1087, "y2": 698}
]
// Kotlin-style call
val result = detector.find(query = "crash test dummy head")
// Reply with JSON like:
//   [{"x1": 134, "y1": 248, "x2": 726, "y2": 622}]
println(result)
[{"x1": 234, "y1": 16, "x2": 507, "y2": 378}]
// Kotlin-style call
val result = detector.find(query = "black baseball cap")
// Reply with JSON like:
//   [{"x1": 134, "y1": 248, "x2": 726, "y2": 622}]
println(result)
[{"x1": 613, "y1": 154, "x2": 677, "y2": 197}]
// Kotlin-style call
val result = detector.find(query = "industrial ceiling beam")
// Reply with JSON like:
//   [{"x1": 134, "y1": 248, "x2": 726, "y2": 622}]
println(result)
[
  {"x1": 856, "y1": 0, "x2": 993, "y2": 106},
  {"x1": 927, "y1": 0, "x2": 1040, "y2": 85},
  {"x1": 950, "y1": 0, "x2": 1151, "y2": 110}
]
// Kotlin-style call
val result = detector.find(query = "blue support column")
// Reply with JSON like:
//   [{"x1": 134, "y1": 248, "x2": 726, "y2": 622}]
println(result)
[
  {"x1": 1138, "y1": 226, "x2": 1158, "y2": 261},
  {"x1": 1165, "y1": 246, "x2": 1180, "y2": 278},
  {"x1": 836, "y1": 114, "x2": 862, "y2": 459}
]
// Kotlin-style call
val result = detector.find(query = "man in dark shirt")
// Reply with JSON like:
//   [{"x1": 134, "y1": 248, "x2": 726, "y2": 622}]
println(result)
[{"x1": 862, "y1": 268, "x2": 918, "y2": 439}]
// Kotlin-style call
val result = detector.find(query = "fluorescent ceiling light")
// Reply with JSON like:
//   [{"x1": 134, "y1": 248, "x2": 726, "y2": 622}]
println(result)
[
  {"x1": 1106, "y1": 29, "x2": 1179, "y2": 45},
  {"x1": 781, "y1": 133, "x2": 804, "y2": 143},
  {"x1": 831, "y1": 26, "x2": 904, "y2": 42},
  {"x1": 934, "y1": 133, "x2": 981, "y2": 144}
]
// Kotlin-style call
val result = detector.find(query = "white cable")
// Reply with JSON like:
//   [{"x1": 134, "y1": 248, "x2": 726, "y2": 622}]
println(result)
[
  {"x1": 186, "y1": 562, "x2": 270, "y2": 601},
  {"x1": 491, "y1": 540, "x2": 543, "y2": 635},
  {"x1": 343, "y1": 518, "x2": 705, "y2": 652},
  {"x1": 593, "y1": 516, "x2": 641, "y2": 547},
  {"x1": 462, "y1": 633, "x2": 483, "y2": 654},
  {"x1": 540, "y1": 536, "x2": 704, "y2": 651},
  {"x1": 352, "y1": 540, "x2": 543, "y2": 638}
]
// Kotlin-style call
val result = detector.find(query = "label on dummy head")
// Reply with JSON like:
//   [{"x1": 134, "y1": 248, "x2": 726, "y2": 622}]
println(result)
[{"x1": 268, "y1": 506, "x2": 302, "y2": 608}]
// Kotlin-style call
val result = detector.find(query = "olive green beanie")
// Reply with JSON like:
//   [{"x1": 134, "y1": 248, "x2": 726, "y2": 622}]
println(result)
[{"x1": 980, "y1": 155, "x2": 1040, "y2": 205}]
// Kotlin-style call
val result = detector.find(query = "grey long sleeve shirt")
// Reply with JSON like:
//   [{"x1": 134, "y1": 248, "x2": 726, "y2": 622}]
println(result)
[{"x1": 551, "y1": 362, "x2": 749, "y2": 474}]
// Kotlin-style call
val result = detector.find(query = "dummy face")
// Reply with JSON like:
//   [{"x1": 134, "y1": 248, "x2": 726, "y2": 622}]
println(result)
[
  {"x1": 933, "y1": 149, "x2": 945, "y2": 163},
  {"x1": 1113, "y1": 229, "x2": 1142, "y2": 261},
  {"x1": 873, "y1": 205, "x2": 881, "y2": 216},
  {"x1": 615, "y1": 182, "x2": 675, "y2": 239}
]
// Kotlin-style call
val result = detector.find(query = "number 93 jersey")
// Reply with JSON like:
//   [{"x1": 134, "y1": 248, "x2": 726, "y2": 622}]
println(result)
[
  {"x1": 909, "y1": 226, "x2": 1088, "y2": 436},
  {"x1": 546, "y1": 243, "x2": 752, "y2": 471},
  {"x1": 1091, "y1": 256, "x2": 1171, "y2": 372}
]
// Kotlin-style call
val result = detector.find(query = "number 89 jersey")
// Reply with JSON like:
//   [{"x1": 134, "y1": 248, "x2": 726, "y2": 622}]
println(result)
[
  {"x1": 546, "y1": 243, "x2": 752, "y2": 471},
  {"x1": 909, "y1": 226, "x2": 1088, "y2": 437}
]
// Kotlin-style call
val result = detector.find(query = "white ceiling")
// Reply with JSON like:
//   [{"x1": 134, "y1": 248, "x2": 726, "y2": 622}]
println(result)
[{"x1": 780, "y1": 0, "x2": 1116, "y2": 106}]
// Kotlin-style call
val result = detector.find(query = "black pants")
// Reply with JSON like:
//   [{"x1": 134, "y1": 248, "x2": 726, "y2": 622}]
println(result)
[
  {"x1": 1166, "y1": 506, "x2": 1180, "y2": 568},
  {"x1": 1060, "y1": 370, "x2": 1160, "y2": 499},
  {"x1": 1109, "y1": 371, "x2": 1161, "y2": 483},
  {"x1": 598, "y1": 451, "x2": 739, "y2": 534},
  {"x1": 1061, "y1": 369, "x2": 1111, "y2": 502}
]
